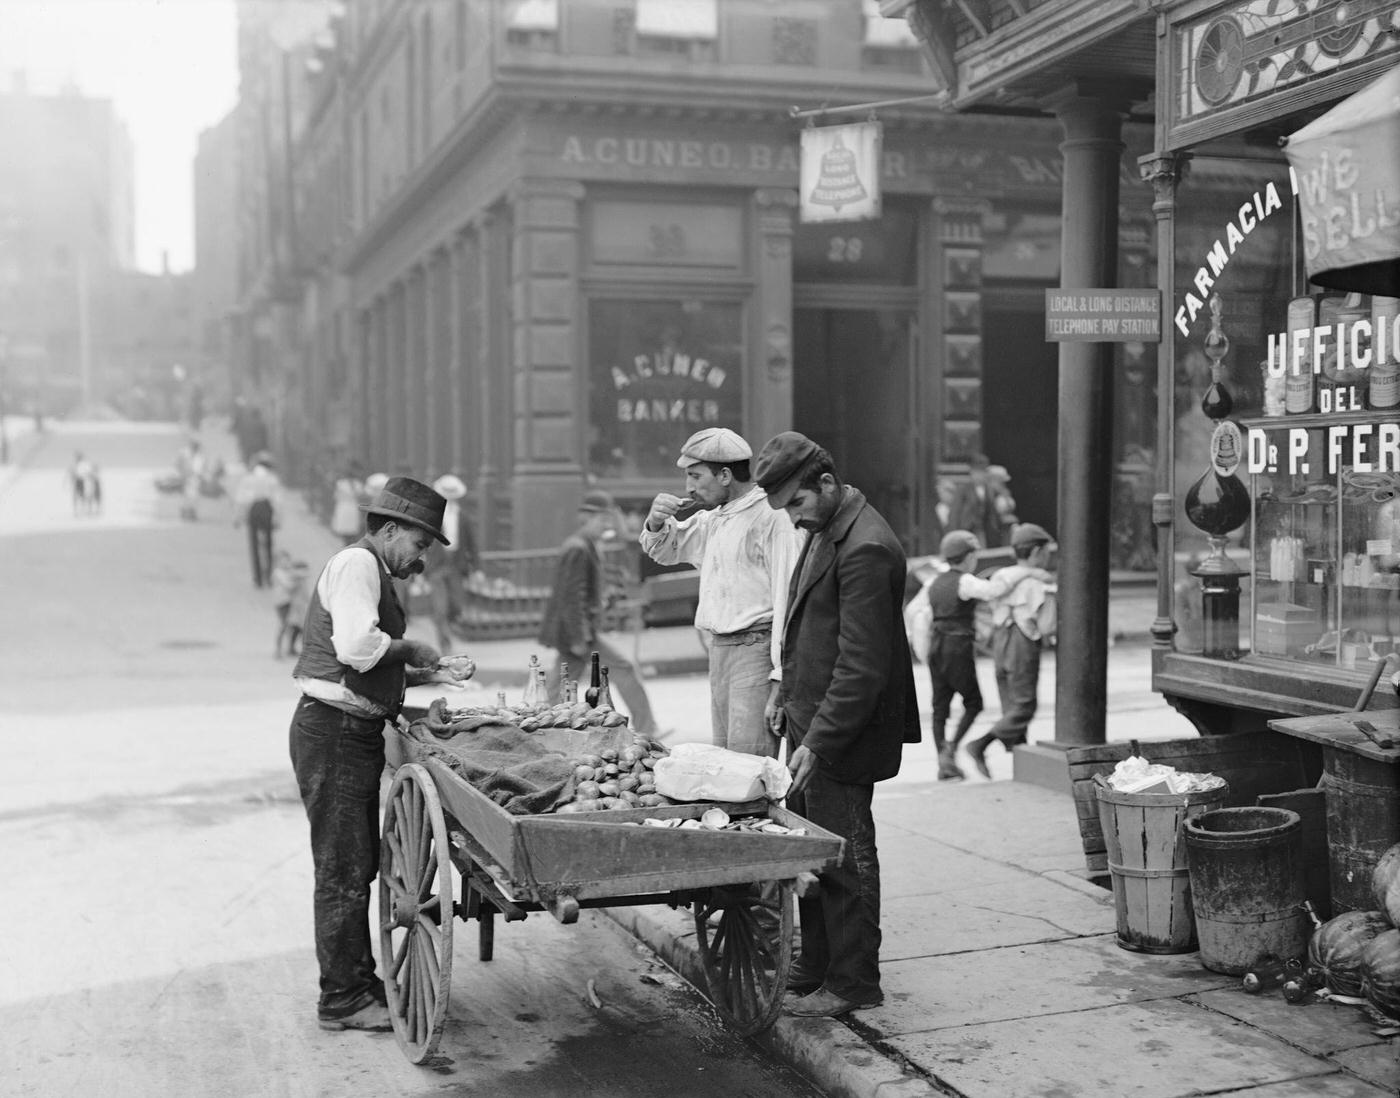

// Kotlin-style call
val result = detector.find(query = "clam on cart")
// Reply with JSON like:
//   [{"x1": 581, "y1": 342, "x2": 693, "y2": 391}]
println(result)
[{"x1": 379, "y1": 721, "x2": 845, "y2": 1063}]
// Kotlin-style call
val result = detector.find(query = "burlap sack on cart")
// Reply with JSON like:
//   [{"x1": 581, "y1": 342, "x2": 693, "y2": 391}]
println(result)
[
  {"x1": 408, "y1": 722, "x2": 577, "y2": 815},
  {"x1": 653, "y1": 743, "x2": 792, "y2": 803}
]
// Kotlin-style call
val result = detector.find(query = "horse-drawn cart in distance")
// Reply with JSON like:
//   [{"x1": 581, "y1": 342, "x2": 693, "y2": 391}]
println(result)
[{"x1": 380, "y1": 717, "x2": 844, "y2": 1063}]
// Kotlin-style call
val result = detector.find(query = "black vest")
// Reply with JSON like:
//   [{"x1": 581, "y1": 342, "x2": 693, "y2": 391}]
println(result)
[
  {"x1": 292, "y1": 537, "x2": 407, "y2": 716},
  {"x1": 928, "y1": 569, "x2": 975, "y2": 636}
]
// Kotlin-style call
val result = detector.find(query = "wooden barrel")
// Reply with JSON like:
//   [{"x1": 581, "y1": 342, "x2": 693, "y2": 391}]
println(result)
[
  {"x1": 1321, "y1": 749, "x2": 1400, "y2": 916},
  {"x1": 1184, "y1": 807, "x2": 1309, "y2": 975},
  {"x1": 1096, "y1": 784, "x2": 1229, "y2": 954}
]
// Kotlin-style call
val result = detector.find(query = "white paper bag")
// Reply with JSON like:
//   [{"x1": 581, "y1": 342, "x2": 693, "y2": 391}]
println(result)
[{"x1": 653, "y1": 743, "x2": 793, "y2": 803}]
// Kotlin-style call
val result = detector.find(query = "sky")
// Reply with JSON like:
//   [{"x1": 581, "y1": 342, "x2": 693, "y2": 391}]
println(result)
[{"x1": 0, "y1": 0, "x2": 240, "y2": 273}]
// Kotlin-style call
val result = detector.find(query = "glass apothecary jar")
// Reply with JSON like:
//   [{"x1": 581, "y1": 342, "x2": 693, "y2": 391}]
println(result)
[{"x1": 1248, "y1": 413, "x2": 1400, "y2": 673}]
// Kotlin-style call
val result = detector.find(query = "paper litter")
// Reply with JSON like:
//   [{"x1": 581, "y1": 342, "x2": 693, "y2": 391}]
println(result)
[{"x1": 1105, "y1": 754, "x2": 1227, "y2": 795}]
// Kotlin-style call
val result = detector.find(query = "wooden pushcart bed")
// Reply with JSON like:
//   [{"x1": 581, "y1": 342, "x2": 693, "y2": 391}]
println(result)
[{"x1": 379, "y1": 723, "x2": 845, "y2": 1062}]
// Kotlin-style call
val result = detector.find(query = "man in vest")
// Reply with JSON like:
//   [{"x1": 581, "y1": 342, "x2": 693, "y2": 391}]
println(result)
[{"x1": 289, "y1": 476, "x2": 474, "y2": 1032}]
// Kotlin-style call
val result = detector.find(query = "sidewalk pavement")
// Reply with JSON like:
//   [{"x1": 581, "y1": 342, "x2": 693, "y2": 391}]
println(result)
[{"x1": 608, "y1": 780, "x2": 1399, "y2": 1098}]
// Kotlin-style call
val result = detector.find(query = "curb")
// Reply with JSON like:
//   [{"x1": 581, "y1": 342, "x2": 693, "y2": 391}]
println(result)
[{"x1": 601, "y1": 903, "x2": 946, "y2": 1098}]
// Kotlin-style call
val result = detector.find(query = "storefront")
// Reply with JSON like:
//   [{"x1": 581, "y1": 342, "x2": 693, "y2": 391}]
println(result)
[
  {"x1": 347, "y1": 101, "x2": 1160, "y2": 555},
  {"x1": 1148, "y1": 4, "x2": 1400, "y2": 733}
]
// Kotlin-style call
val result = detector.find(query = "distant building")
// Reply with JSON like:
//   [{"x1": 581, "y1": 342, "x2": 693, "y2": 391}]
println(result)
[
  {"x1": 194, "y1": 110, "x2": 241, "y2": 407},
  {"x1": 230, "y1": 0, "x2": 1163, "y2": 565},
  {"x1": 0, "y1": 76, "x2": 136, "y2": 414}
]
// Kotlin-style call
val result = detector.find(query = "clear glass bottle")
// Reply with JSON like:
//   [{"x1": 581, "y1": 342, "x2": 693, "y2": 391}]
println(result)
[{"x1": 596, "y1": 665, "x2": 615, "y2": 710}]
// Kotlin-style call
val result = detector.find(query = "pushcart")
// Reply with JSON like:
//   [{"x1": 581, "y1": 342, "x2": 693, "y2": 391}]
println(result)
[{"x1": 380, "y1": 724, "x2": 845, "y2": 1063}]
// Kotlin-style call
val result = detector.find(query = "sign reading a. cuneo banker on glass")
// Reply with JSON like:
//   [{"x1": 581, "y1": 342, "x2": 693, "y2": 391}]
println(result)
[{"x1": 1045, "y1": 289, "x2": 1162, "y2": 342}]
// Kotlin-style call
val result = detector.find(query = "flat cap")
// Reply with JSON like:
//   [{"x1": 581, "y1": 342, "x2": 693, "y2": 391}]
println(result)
[
  {"x1": 1011, "y1": 522, "x2": 1053, "y2": 549},
  {"x1": 754, "y1": 430, "x2": 820, "y2": 509},
  {"x1": 939, "y1": 529, "x2": 981, "y2": 562},
  {"x1": 579, "y1": 488, "x2": 616, "y2": 513},
  {"x1": 676, "y1": 427, "x2": 753, "y2": 469}
]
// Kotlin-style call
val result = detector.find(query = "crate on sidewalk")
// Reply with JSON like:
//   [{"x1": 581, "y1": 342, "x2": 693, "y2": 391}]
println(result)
[{"x1": 1066, "y1": 730, "x2": 1318, "y2": 877}]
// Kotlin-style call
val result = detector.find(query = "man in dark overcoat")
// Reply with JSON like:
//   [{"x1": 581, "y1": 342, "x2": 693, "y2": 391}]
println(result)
[
  {"x1": 537, "y1": 489, "x2": 657, "y2": 735},
  {"x1": 756, "y1": 431, "x2": 921, "y2": 1018}
]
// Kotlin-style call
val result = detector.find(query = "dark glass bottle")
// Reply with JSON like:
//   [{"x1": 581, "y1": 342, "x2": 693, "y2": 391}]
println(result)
[{"x1": 584, "y1": 651, "x2": 601, "y2": 707}]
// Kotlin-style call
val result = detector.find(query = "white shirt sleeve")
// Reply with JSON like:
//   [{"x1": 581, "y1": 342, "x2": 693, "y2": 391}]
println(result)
[
  {"x1": 319, "y1": 548, "x2": 392, "y2": 671},
  {"x1": 765, "y1": 516, "x2": 805, "y2": 681},
  {"x1": 638, "y1": 511, "x2": 709, "y2": 566}
]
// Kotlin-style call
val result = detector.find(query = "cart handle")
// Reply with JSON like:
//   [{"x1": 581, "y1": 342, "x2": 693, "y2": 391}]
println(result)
[{"x1": 1352, "y1": 651, "x2": 1400, "y2": 712}]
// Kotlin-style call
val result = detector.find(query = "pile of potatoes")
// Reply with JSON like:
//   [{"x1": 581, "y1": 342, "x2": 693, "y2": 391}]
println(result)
[
  {"x1": 554, "y1": 734, "x2": 673, "y2": 813},
  {"x1": 519, "y1": 701, "x2": 629, "y2": 732}
]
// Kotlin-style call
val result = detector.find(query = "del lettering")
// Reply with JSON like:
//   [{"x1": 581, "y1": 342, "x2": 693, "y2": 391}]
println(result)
[{"x1": 1319, "y1": 386, "x2": 1363, "y2": 413}]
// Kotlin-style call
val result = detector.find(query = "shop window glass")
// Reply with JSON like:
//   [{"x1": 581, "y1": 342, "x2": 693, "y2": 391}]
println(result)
[
  {"x1": 1169, "y1": 153, "x2": 1298, "y2": 655},
  {"x1": 792, "y1": 205, "x2": 917, "y2": 284},
  {"x1": 591, "y1": 201, "x2": 743, "y2": 268},
  {"x1": 588, "y1": 299, "x2": 743, "y2": 478}
]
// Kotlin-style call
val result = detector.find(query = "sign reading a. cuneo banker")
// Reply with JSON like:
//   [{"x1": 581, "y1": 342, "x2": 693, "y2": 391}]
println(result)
[{"x1": 1045, "y1": 289, "x2": 1162, "y2": 342}]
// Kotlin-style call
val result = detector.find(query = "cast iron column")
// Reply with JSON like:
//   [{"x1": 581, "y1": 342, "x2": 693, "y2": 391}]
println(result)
[
  {"x1": 1049, "y1": 84, "x2": 1134, "y2": 748},
  {"x1": 1140, "y1": 152, "x2": 1184, "y2": 650}
]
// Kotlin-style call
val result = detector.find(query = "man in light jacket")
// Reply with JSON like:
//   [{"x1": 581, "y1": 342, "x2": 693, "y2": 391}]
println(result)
[{"x1": 641, "y1": 427, "x2": 803, "y2": 757}]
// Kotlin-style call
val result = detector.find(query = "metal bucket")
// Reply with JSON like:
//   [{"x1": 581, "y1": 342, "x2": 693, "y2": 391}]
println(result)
[{"x1": 1184, "y1": 806, "x2": 1309, "y2": 975}]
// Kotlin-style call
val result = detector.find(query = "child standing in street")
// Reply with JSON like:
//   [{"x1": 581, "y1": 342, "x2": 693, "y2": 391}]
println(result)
[
  {"x1": 924, "y1": 529, "x2": 1049, "y2": 781},
  {"x1": 964, "y1": 524, "x2": 1056, "y2": 779},
  {"x1": 272, "y1": 553, "x2": 311, "y2": 658}
]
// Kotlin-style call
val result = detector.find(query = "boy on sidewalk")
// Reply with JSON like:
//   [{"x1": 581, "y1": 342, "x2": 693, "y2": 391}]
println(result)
[
  {"x1": 923, "y1": 529, "x2": 1047, "y2": 781},
  {"x1": 965, "y1": 523, "x2": 1056, "y2": 779}
]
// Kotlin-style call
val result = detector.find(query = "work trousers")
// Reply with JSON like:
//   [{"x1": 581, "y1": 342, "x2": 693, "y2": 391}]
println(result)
[
  {"x1": 927, "y1": 630, "x2": 983, "y2": 746},
  {"x1": 288, "y1": 696, "x2": 387, "y2": 1020},
  {"x1": 986, "y1": 624, "x2": 1042, "y2": 745},
  {"x1": 787, "y1": 768, "x2": 882, "y2": 1004},
  {"x1": 707, "y1": 627, "x2": 777, "y2": 758},
  {"x1": 247, "y1": 498, "x2": 274, "y2": 587}
]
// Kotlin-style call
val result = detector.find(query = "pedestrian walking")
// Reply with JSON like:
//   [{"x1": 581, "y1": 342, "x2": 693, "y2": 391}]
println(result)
[
  {"x1": 948, "y1": 453, "x2": 1004, "y2": 548},
  {"x1": 68, "y1": 451, "x2": 99, "y2": 516},
  {"x1": 422, "y1": 473, "x2": 481, "y2": 653},
  {"x1": 235, "y1": 451, "x2": 282, "y2": 588},
  {"x1": 920, "y1": 529, "x2": 1049, "y2": 781},
  {"x1": 175, "y1": 437, "x2": 205, "y2": 521},
  {"x1": 964, "y1": 522, "x2": 1057, "y2": 779},
  {"x1": 640, "y1": 427, "x2": 802, "y2": 757},
  {"x1": 538, "y1": 489, "x2": 658, "y2": 736},
  {"x1": 755, "y1": 431, "x2": 920, "y2": 1019},
  {"x1": 330, "y1": 461, "x2": 368, "y2": 545},
  {"x1": 288, "y1": 476, "x2": 473, "y2": 1033}
]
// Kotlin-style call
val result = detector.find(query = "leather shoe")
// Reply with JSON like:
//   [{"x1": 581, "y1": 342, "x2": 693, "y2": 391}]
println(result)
[
  {"x1": 784, "y1": 987, "x2": 883, "y2": 1017},
  {"x1": 967, "y1": 742, "x2": 992, "y2": 780},
  {"x1": 786, "y1": 963, "x2": 825, "y2": 996},
  {"x1": 318, "y1": 1000, "x2": 393, "y2": 1032}
]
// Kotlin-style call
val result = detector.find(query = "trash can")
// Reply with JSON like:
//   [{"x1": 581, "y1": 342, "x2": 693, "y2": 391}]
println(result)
[
  {"x1": 1184, "y1": 806, "x2": 1309, "y2": 975},
  {"x1": 1096, "y1": 784, "x2": 1230, "y2": 954}
]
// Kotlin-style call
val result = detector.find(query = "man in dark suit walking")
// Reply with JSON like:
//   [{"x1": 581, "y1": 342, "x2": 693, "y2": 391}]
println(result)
[
  {"x1": 948, "y1": 452, "x2": 1004, "y2": 548},
  {"x1": 756, "y1": 431, "x2": 921, "y2": 1018}
]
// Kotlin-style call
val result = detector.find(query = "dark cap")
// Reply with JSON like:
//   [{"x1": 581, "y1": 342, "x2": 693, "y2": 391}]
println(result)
[
  {"x1": 939, "y1": 529, "x2": 981, "y2": 562},
  {"x1": 1010, "y1": 522, "x2": 1053, "y2": 549},
  {"x1": 361, "y1": 476, "x2": 450, "y2": 545},
  {"x1": 754, "y1": 431, "x2": 820, "y2": 510},
  {"x1": 579, "y1": 488, "x2": 616, "y2": 513}
]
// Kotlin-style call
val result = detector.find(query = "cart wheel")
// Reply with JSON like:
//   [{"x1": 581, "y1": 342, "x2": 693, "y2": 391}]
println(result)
[
  {"x1": 692, "y1": 879, "x2": 795, "y2": 1035},
  {"x1": 379, "y1": 764, "x2": 455, "y2": 1063}
]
